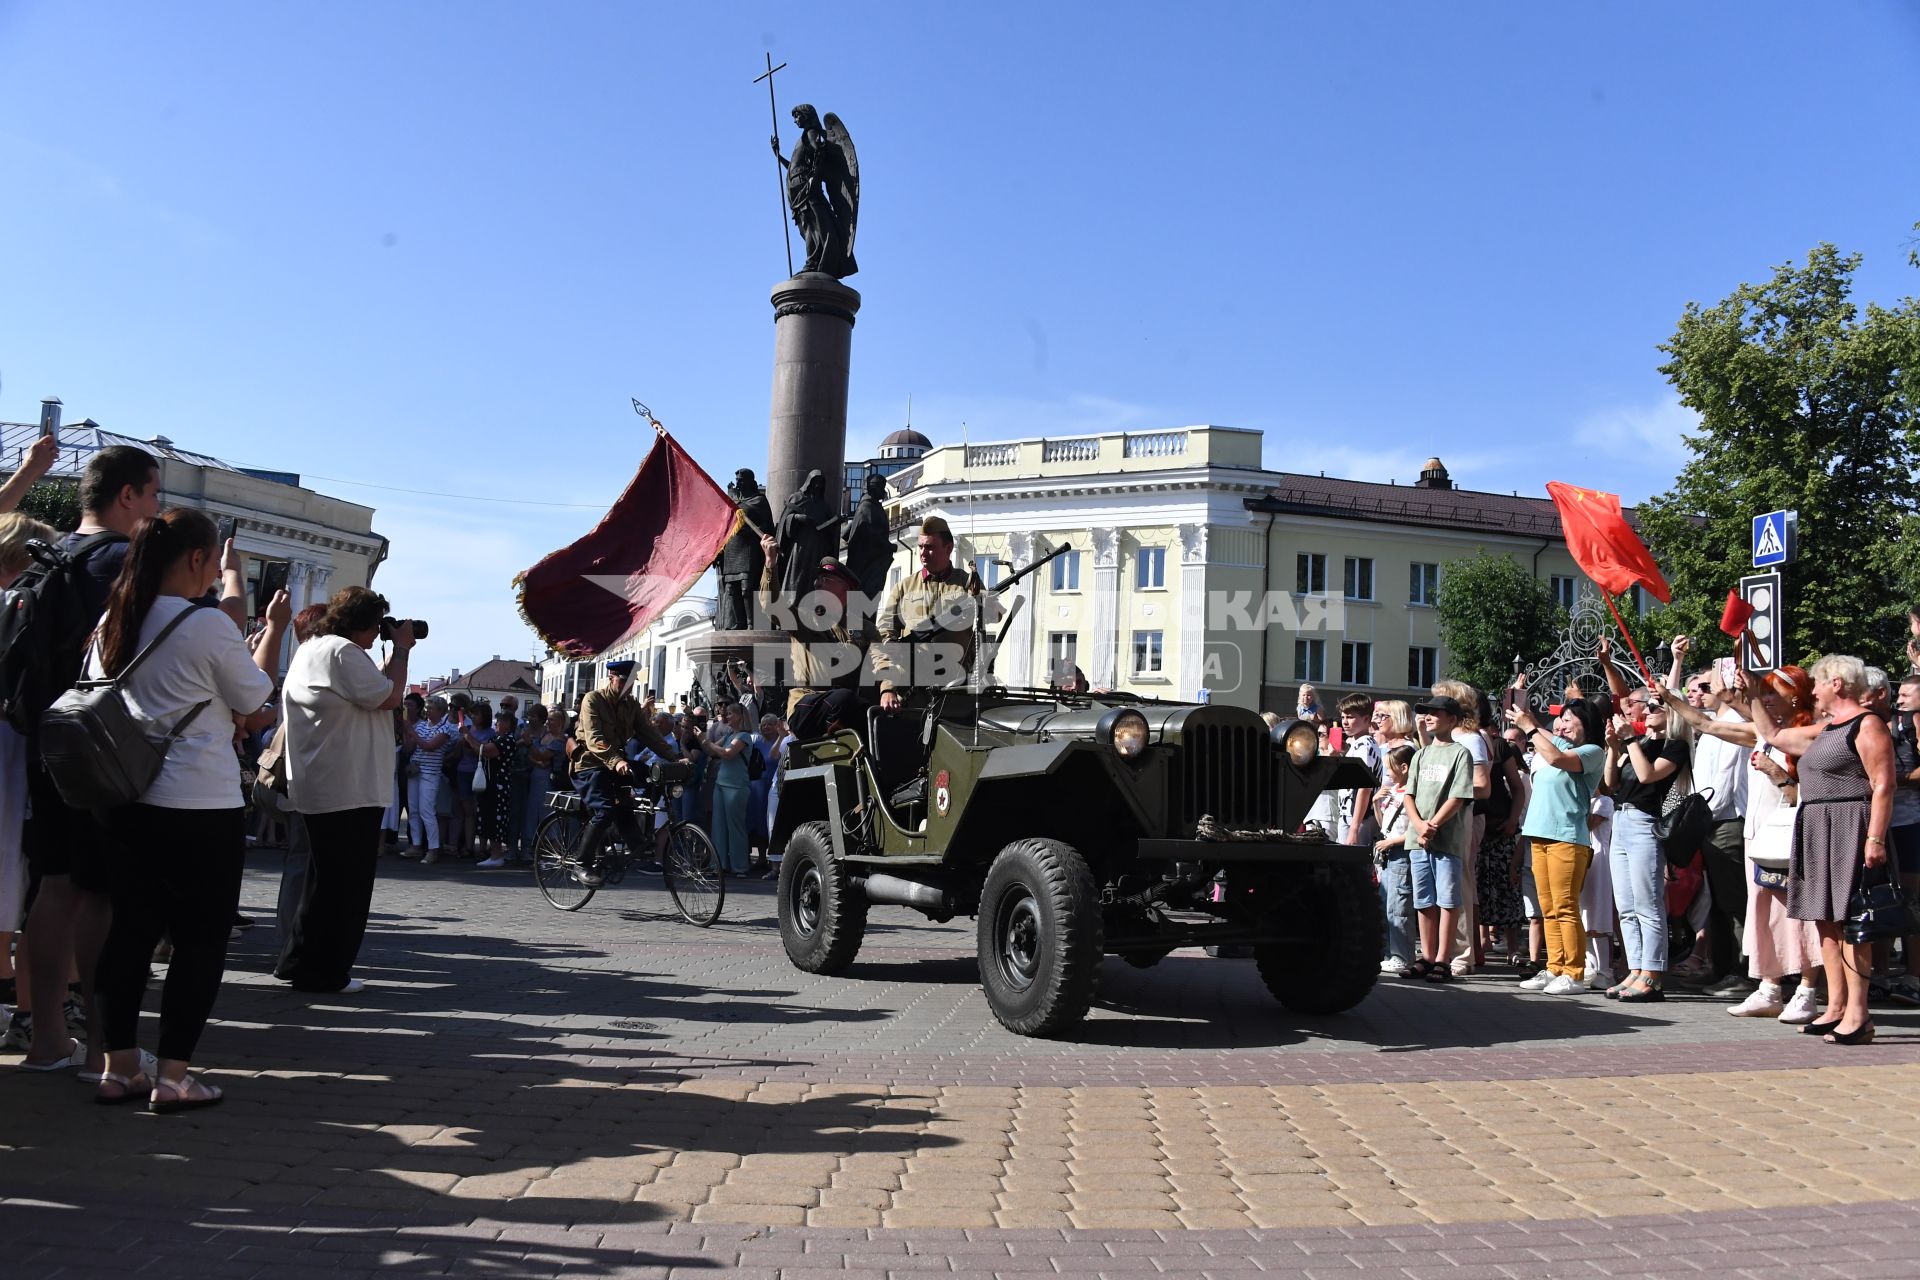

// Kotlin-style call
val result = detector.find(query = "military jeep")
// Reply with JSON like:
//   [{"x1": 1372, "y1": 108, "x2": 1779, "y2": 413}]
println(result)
[{"x1": 770, "y1": 688, "x2": 1385, "y2": 1037}]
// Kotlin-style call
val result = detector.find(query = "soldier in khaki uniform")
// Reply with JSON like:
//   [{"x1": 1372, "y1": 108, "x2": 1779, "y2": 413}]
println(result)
[
  {"x1": 872, "y1": 516, "x2": 982, "y2": 710},
  {"x1": 568, "y1": 660, "x2": 678, "y2": 885},
  {"x1": 758, "y1": 535, "x2": 874, "y2": 717}
]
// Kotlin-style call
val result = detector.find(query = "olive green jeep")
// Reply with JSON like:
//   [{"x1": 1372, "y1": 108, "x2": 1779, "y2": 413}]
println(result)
[{"x1": 771, "y1": 688, "x2": 1385, "y2": 1037}]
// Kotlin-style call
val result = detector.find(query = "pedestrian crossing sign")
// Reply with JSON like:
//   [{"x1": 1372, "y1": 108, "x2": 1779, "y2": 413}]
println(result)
[{"x1": 1751, "y1": 509, "x2": 1794, "y2": 568}]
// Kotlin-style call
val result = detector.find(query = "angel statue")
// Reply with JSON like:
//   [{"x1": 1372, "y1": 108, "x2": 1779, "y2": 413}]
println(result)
[{"x1": 771, "y1": 105, "x2": 858, "y2": 278}]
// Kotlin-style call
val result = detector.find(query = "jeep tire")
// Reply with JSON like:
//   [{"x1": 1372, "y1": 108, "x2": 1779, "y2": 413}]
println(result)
[
  {"x1": 1255, "y1": 864, "x2": 1384, "y2": 1016},
  {"x1": 778, "y1": 821, "x2": 867, "y2": 975},
  {"x1": 977, "y1": 838, "x2": 1102, "y2": 1037}
]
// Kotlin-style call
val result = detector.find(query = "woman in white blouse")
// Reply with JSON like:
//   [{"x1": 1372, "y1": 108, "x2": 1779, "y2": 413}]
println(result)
[{"x1": 87, "y1": 510, "x2": 288, "y2": 1112}]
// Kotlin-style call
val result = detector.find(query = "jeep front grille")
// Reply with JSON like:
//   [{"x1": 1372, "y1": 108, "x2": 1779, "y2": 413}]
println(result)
[{"x1": 1171, "y1": 723, "x2": 1281, "y2": 832}]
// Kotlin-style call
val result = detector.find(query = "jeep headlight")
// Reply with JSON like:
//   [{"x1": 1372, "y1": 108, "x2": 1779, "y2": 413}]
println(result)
[
  {"x1": 669, "y1": 783, "x2": 685, "y2": 798},
  {"x1": 1101, "y1": 709, "x2": 1149, "y2": 759},
  {"x1": 1280, "y1": 720, "x2": 1318, "y2": 768}
]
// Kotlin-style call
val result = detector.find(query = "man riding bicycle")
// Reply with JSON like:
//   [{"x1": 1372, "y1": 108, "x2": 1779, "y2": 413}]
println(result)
[{"x1": 569, "y1": 659, "x2": 680, "y2": 886}]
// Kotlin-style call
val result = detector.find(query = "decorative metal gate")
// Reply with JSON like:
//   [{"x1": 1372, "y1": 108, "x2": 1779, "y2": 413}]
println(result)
[{"x1": 1513, "y1": 587, "x2": 1650, "y2": 718}]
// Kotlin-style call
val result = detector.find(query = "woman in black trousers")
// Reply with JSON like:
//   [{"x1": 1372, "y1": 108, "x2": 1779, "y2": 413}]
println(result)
[
  {"x1": 275, "y1": 586, "x2": 415, "y2": 993},
  {"x1": 88, "y1": 509, "x2": 286, "y2": 1111}
]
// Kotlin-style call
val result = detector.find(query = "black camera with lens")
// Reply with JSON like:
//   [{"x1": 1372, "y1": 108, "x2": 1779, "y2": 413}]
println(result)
[{"x1": 379, "y1": 616, "x2": 429, "y2": 641}]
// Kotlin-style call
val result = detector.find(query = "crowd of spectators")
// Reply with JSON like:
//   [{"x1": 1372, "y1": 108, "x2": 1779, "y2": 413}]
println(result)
[{"x1": 1310, "y1": 620, "x2": 1914, "y2": 1044}]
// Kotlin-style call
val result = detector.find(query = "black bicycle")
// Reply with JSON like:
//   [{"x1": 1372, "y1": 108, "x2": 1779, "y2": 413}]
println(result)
[{"x1": 532, "y1": 760, "x2": 725, "y2": 925}]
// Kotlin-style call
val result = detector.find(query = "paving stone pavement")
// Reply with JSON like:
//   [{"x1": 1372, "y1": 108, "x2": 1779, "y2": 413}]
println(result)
[{"x1": 5, "y1": 851, "x2": 1920, "y2": 1276}]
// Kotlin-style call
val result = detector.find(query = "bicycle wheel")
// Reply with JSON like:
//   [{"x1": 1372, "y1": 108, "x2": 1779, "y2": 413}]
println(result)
[
  {"x1": 664, "y1": 822, "x2": 726, "y2": 927},
  {"x1": 533, "y1": 811, "x2": 596, "y2": 911}
]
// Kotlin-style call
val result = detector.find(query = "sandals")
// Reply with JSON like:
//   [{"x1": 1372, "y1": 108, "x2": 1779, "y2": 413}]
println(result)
[
  {"x1": 148, "y1": 1073, "x2": 224, "y2": 1115},
  {"x1": 18, "y1": 1038, "x2": 87, "y2": 1072},
  {"x1": 1401, "y1": 958, "x2": 1435, "y2": 980},
  {"x1": 1617, "y1": 979, "x2": 1665, "y2": 1003},
  {"x1": 93, "y1": 1070, "x2": 153, "y2": 1106},
  {"x1": 81, "y1": 1048, "x2": 158, "y2": 1086},
  {"x1": 1424, "y1": 965, "x2": 1454, "y2": 984}
]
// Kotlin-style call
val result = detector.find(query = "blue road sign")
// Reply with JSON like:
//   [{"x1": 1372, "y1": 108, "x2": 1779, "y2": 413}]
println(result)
[{"x1": 1752, "y1": 510, "x2": 1793, "y2": 568}]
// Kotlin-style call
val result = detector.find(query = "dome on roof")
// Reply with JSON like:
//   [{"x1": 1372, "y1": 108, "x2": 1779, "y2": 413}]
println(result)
[
  {"x1": 882, "y1": 427, "x2": 931, "y2": 450},
  {"x1": 1423, "y1": 456, "x2": 1444, "y2": 472}
]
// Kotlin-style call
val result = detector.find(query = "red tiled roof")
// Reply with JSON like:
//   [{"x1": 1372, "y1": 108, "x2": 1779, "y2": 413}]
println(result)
[{"x1": 1247, "y1": 473, "x2": 1640, "y2": 538}]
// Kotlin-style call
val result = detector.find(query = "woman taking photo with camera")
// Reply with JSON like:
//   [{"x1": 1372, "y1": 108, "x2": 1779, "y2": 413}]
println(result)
[
  {"x1": 276, "y1": 589, "x2": 415, "y2": 994},
  {"x1": 87, "y1": 509, "x2": 288, "y2": 1111}
]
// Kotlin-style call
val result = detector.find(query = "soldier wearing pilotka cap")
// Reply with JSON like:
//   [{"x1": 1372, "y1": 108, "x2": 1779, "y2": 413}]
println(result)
[
  {"x1": 757, "y1": 536, "x2": 873, "y2": 717},
  {"x1": 871, "y1": 516, "x2": 982, "y2": 711}
]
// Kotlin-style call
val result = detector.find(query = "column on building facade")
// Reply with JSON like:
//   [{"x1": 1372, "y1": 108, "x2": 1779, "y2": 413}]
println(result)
[
  {"x1": 1087, "y1": 527, "x2": 1121, "y2": 691},
  {"x1": 286, "y1": 560, "x2": 313, "y2": 614},
  {"x1": 1177, "y1": 523, "x2": 1209, "y2": 700},
  {"x1": 1003, "y1": 531, "x2": 1036, "y2": 688}
]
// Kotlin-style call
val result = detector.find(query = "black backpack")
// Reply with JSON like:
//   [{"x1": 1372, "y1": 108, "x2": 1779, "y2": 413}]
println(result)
[{"x1": 0, "y1": 532, "x2": 125, "y2": 735}]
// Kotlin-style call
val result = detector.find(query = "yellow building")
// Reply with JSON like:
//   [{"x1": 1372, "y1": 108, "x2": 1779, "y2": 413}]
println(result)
[{"x1": 889, "y1": 436, "x2": 1623, "y2": 712}]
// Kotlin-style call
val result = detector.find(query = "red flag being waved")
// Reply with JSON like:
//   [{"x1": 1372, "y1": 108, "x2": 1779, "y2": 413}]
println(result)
[
  {"x1": 1544, "y1": 481, "x2": 1671, "y2": 604},
  {"x1": 515, "y1": 430, "x2": 740, "y2": 657}
]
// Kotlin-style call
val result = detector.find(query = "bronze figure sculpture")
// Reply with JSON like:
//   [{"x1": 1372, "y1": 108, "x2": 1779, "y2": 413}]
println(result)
[
  {"x1": 713, "y1": 468, "x2": 775, "y2": 631},
  {"x1": 773, "y1": 469, "x2": 843, "y2": 602},
  {"x1": 843, "y1": 472, "x2": 893, "y2": 601},
  {"x1": 771, "y1": 105, "x2": 859, "y2": 278}
]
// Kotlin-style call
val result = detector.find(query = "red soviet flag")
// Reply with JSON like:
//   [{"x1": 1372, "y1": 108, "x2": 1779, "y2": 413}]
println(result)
[
  {"x1": 1545, "y1": 482, "x2": 1670, "y2": 604},
  {"x1": 515, "y1": 430, "x2": 741, "y2": 657}
]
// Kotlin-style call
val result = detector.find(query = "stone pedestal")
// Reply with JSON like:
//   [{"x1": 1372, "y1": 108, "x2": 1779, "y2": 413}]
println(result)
[{"x1": 766, "y1": 272, "x2": 861, "y2": 515}]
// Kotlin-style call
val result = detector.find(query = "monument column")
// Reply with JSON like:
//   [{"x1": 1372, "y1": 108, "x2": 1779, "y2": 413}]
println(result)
[{"x1": 766, "y1": 272, "x2": 861, "y2": 514}]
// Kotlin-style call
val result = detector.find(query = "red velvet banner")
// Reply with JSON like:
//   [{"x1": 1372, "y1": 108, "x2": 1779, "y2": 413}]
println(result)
[{"x1": 515, "y1": 431, "x2": 740, "y2": 658}]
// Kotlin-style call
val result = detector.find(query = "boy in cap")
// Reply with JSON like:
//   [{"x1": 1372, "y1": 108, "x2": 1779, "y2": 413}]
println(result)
[{"x1": 1403, "y1": 695, "x2": 1476, "y2": 982}]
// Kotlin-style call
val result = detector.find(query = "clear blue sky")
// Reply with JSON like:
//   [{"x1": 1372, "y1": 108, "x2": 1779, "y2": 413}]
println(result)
[{"x1": 3, "y1": 2, "x2": 1917, "y2": 670}]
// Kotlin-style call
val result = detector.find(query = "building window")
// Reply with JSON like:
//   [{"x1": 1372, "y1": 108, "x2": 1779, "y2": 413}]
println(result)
[
  {"x1": 1132, "y1": 630, "x2": 1164, "y2": 676},
  {"x1": 1343, "y1": 556, "x2": 1374, "y2": 601},
  {"x1": 1629, "y1": 584, "x2": 1653, "y2": 615},
  {"x1": 1051, "y1": 550, "x2": 1081, "y2": 592},
  {"x1": 1409, "y1": 562, "x2": 1439, "y2": 606},
  {"x1": 1407, "y1": 646, "x2": 1438, "y2": 688},
  {"x1": 1047, "y1": 632, "x2": 1079, "y2": 683},
  {"x1": 1294, "y1": 639, "x2": 1326, "y2": 682},
  {"x1": 973, "y1": 555, "x2": 1002, "y2": 589},
  {"x1": 1135, "y1": 546, "x2": 1166, "y2": 590},
  {"x1": 1341, "y1": 642, "x2": 1373, "y2": 685},
  {"x1": 1550, "y1": 575, "x2": 1578, "y2": 609},
  {"x1": 1296, "y1": 552, "x2": 1327, "y2": 596}
]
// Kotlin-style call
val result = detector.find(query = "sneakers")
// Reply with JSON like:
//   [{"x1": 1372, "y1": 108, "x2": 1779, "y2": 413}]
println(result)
[
  {"x1": 474, "y1": 857, "x2": 508, "y2": 869},
  {"x1": 1380, "y1": 958, "x2": 1407, "y2": 974},
  {"x1": 1889, "y1": 977, "x2": 1920, "y2": 1009},
  {"x1": 63, "y1": 996, "x2": 86, "y2": 1035},
  {"x1": 1585, "y1": 970, "x2": 1612, "y2": 991},
  {"x1": 1519, "y1": 971, "x2": 1554, "y2": 992},
  {"x1": 2, "y1": 1010, "x2": 30, "y2": 1051},
  {"x1": 1542, "y1": 974, "x2": 1582, "y2": 996},
  {"x1": 337, "y1": 979, "x2": 366, "y2": 995},
  {"x1": 1778, "y1": 982, "x2": 1823, "y2": 1025},
  {"x1": 1728, "y1": 982, "x2": 1785, "y2": 1018}
]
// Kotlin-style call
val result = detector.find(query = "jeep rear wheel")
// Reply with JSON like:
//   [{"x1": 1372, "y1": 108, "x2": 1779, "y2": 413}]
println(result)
[
  {"x1": 1255, "y1": 865, "x2": 1384, "y2": 1016},
  {"x1": 977, "y1": 838, "x2": 1102, "y2": 1037},
  {"x1": 778, "y1": 821, "x2": 866, "y2": 975}
]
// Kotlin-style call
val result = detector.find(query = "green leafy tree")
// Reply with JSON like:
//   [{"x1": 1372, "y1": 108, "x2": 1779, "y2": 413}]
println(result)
[
  {"x1": 1435, "y1": 550, "x2": 1563, "y2": 695},
  {"x1": 15, "y1": 480, "x2": 81, "y2": 532},
  {"x1": 1636, "y1": 240, "x2": 1920, "y2": 670}
]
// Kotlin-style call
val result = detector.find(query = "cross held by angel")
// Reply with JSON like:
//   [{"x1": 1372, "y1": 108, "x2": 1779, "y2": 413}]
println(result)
[{"x1": 771, "y1": 105, "x2": 858, "y2": 279}]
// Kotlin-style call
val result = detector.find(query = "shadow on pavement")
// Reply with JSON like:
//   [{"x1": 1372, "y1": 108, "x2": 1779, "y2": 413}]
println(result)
[{"x1": 0, "y1": 895, "x2": 954, "y2": 1277}]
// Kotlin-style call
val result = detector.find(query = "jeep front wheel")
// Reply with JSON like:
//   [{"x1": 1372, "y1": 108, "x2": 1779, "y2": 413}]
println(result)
[
  {"x1": 1255, "y1": 865, "x2": 1383, "y2": 1016},
  {"x1": 977, "y1": 838, "x2": 1102, "y2": 1037},
  {"x1": 778, "y1": 821, "x2": 867, "y2": 974}
]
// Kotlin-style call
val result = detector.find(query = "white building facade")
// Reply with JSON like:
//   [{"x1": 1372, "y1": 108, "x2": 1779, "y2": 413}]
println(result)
[{"x1": 538, "y1": 596, "x2": 717, "y2": 715}]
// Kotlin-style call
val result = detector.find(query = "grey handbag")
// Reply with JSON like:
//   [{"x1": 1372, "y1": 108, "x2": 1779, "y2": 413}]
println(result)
[{"x1": 40, "y1": 604, "x2": 212, "y2": 810}]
